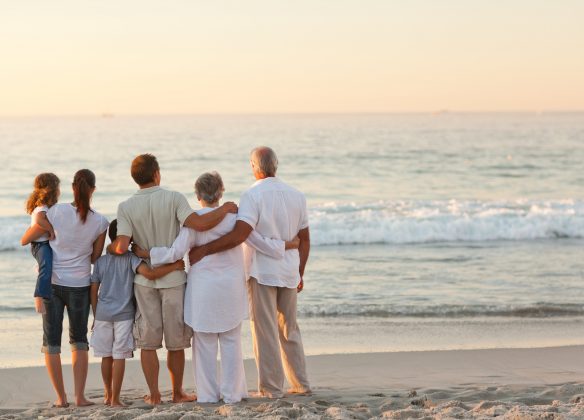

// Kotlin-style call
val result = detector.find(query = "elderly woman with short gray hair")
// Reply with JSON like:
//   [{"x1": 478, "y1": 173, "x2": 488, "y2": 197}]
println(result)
[{"x1": 134, "y1": 172, "x2": 298, "y2": 403}]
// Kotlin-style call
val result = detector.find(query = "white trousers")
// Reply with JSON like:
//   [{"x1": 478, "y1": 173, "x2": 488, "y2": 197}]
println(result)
[{"x1": 192, "y1": 323, "x2": 248, "y2": 403}]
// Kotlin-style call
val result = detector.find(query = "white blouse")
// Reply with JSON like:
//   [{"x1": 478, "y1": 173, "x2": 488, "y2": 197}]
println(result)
[
  {"x1": 47, "y1": 203, "x2": 109, "y2": 287},
  {"x1": 149, "y1": 208, "x2": 285, "y2": 333}
]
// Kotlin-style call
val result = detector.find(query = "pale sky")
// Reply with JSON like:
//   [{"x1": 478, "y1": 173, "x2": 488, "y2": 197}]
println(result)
[{"x1": 1, "y1": 1, "x2": 583, "y2": 115}]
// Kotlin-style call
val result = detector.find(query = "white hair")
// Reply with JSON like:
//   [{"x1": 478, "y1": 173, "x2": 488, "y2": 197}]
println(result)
[
  {"x1": 251, "y1": 146, "x2": 278, "y2": 177},
  {"x1": 194, "y1": 171, "x2": 224, "y2": 204}
]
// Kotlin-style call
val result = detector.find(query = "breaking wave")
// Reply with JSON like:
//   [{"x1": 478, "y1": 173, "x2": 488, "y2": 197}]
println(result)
[
  {"x1": 1, "y1": 199, "x2": 583, "y2": 251},
  {"x1": 309, "y1": 199, "x2": 584, "y2": 246}
]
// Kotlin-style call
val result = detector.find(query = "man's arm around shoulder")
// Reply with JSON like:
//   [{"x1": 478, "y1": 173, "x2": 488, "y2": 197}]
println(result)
[
  {"x1": 109, "y1": 202, "x2": 132, "y2": 255},
  {"x1": 183, "y1": 202, "x2": 238, "y2": 232},
  {"x1": 108, "y1": 235, "x2": 131, "y2": 255},
  {"x1": 188, "y1": 220, "x2": 253, "y2": 264}
]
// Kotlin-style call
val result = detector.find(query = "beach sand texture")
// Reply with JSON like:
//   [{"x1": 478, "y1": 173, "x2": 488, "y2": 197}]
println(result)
[{"x1": 2, "y1": 346, "x2": 584, "y2": 419}]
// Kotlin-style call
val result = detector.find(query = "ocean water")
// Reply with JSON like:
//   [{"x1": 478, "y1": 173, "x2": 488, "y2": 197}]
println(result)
[{"x1": 1, "y1": 113, "x2": 583, "y2": 368}]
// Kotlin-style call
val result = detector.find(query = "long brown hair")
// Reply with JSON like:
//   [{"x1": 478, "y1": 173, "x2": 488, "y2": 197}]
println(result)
[
  {"x1": 72, "y1": 169, "x2": 96, "y2": 223},
  {"x1": 26, "y1": 173, "x2": 60, "y2": 214}
]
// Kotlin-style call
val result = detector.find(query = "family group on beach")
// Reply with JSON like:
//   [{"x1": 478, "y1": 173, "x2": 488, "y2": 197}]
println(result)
[{"x1": 20, "y1": 147, "x2": 311, "y2": 408}]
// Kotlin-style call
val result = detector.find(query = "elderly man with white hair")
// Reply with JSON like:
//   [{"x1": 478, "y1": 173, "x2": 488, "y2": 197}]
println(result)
[{"x1": 189, "y1": 146, "x2": 311, "y2": 398}]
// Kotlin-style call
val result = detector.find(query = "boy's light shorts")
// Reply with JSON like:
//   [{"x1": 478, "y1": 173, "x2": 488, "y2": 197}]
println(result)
[{"x1": 90, "y1": 319, "x2": 135, "y2": 359}]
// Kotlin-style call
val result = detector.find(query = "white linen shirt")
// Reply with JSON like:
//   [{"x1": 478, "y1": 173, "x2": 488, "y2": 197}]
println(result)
[
  {"x1": 149, "y1": 208, "x2": 285, "y2": 333},
  {"x1": 237, "y1": 177, "x2": 309, "y2": 289},
  {"x1": 47, "y1": 203, "x2": 109, "y2": 287}
]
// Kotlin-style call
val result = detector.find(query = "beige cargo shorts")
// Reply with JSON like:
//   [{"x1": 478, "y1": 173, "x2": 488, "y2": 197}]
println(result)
[{"x1": 133, "y1": 283, "x2": 193, "y2": 351}]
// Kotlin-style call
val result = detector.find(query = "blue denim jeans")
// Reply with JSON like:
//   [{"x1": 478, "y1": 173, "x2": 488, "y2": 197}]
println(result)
[
  {"x1": 30, "y1": 241, "x2": 52, "y2": 298},
  {"x1": 42, "y1": 285, "x2": 90, "y2": 354}
]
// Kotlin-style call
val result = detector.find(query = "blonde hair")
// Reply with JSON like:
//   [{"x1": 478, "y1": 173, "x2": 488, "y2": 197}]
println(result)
[{"x1": 26, "y1": 173, "x2": 60, "y2": 215}]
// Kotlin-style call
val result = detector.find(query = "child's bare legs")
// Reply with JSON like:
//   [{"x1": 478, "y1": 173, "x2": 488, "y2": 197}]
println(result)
[
  {"x1": 45, "y1": 353, "x2": 68, "y2": 407},
  {"x1": 111, "y1": 359, "x2": 126, "y2": 407},
  {"x1": 101, "y1": 357, "x2": 113, "y2": 405},
  {"x1": 35, "y1": 297, "x2": 46, "y2": 314}
]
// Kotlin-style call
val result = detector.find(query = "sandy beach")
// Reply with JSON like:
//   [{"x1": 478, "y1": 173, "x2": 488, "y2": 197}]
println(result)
[
  {"x1": 3, "y1": 0, "x2": 584, "y2": 414},
  {"x1": 1, "y1": 345, "x2": 584, "y2": 419}
]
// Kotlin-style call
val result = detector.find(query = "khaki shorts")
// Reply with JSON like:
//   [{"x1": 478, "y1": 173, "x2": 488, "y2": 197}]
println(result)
[{"x1": 133, "y1": 283, "x2": 193, "y2": 351}]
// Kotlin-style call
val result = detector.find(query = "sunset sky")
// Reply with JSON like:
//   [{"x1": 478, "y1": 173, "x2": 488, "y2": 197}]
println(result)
[{"x1": 2, "y1": 1, "x2": 583, "y2": 115}]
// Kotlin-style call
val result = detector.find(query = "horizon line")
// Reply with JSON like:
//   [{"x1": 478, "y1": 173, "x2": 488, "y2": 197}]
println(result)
[{"x1": 1, "y1": 110, "x2": 584, "y2": 118}]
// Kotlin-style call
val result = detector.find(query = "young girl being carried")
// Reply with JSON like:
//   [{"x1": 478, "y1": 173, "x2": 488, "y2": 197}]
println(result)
[{"x1": 21, "y1": 173, "x2": 60, "y2": 314}]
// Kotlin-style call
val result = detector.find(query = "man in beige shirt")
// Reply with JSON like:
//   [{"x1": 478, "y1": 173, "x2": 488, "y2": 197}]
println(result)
[{"x1": 109, "y1": 154, "x2": 236, "y2": 404}]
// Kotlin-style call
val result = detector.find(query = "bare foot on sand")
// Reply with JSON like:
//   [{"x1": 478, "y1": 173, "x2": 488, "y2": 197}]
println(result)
[
  {"x1": 249, "y1": 391, "x2": 284, "y2": 399},
  {"x1": 75, "y1": 398, "x2": 95, "y2": 407},
  {"x1": 287, "y1": 388, "x2": 313, "y2": 396},
  {"x1": 51, "y1": 399, "x2": 69, "y2": 408},
  {"x1": 144, "y1": 394, "x2": 162, "y2": 405},
  {"x1": 110, "y1": 399, "x2": 126, "y2": 407},
  {"x1": 172, "y1": 390, "x2": 197, "y2": 403}
]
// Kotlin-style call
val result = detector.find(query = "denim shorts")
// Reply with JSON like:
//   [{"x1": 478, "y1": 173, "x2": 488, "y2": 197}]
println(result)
[
  {"x1": 42, "y1": 285, "x2": 90, "y2": 354},
  {"x1": 30, "y1": 241, "x2": 52, "y2": 298}
]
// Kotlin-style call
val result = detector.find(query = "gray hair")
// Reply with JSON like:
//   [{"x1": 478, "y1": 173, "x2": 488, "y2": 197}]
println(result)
[
  {"x1": 194, "y1": 172, "x2": 225, "y2": 204},
  {"x1": 251, "y1": 146, "x2": 278, "y2": 177}
]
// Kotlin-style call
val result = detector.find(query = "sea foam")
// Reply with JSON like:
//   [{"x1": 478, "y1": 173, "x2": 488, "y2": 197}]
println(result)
[
  {"x1": 1, "y1": 199, "x2": 583, "y2": 251},
  {"x1": 309, "y1": 199, "x2": 584, "y2": 246}
]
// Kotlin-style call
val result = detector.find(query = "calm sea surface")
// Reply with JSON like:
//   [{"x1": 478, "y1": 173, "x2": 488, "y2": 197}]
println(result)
[{"x1": 1, "y1": 113, "x2": 583, "y2": 367}]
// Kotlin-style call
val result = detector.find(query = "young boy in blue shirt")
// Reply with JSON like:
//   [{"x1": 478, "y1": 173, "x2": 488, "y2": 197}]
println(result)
[{"x1": 90, "y1": 219, "x2": 185, "y2": 407}]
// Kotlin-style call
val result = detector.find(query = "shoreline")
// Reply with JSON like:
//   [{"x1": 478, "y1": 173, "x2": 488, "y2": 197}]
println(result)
[
  {"x1": 4, "y1": 306, "x2": 584, "y2": 370},
  {"x1": 2, "y1": 345, "x2": 584, "y2": 418}
]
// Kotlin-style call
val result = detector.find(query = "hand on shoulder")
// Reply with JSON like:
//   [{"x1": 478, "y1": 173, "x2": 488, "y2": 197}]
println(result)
[{"x1": 221, "y1": 201, "x2": 238, "y2": 214}]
